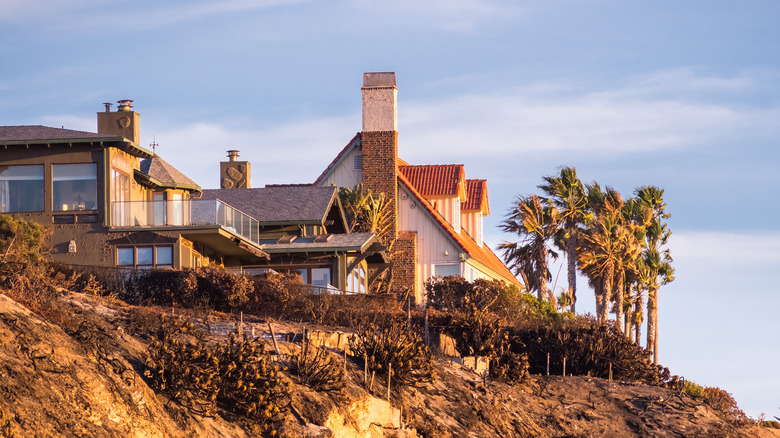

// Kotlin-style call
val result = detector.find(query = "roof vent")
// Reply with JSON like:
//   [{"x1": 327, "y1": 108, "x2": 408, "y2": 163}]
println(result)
[
  {"x1": 117, "y1": 100, "x2": 133, "y2": 112},
  {"x1": 227, "y1": 150, "x2": 240, "y2": 162}
]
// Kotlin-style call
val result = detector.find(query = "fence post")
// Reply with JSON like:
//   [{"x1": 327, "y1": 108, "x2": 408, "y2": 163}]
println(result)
[
  {"x1": 609, "y1": 362, "x2": 613, "y2": 381},
  {"x1": 546, "y1": 353, "x2": 550, "y2": 376},
  {"x1": 424, "y1": 307, "x2": 430, "y2": 346},
  {"x1": 563, "y1": 357, "x2": 566, "y2": 377},
  {"x1": 268, "y1": 322, "x2": 280, "y2": 355},
  {"x1": 387, "y1": 362, "x2": 392, "y2": 401}
]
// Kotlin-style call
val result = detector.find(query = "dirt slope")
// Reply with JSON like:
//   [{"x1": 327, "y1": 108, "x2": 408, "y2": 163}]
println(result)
[{"x1": 0, "y1": 291, "x2": 777, "y2": 438}]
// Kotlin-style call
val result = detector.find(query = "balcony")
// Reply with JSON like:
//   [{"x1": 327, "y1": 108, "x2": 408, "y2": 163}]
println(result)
[{"x1": 111, "y1": 199, "x2": 260, "y2": 246}]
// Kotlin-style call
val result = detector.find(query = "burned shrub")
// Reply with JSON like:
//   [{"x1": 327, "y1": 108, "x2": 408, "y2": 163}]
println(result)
[
  {"x1": 348, "y1": 320, "x2": 435, "y2": 388},
  {"x1": 290, "y1": 341, "x2": 346, "y2": 395},
  {"x1": 144, "y1": 321, "x2": 289, "y2": 432}
]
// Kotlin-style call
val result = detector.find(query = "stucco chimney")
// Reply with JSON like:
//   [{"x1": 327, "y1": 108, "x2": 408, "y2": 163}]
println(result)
[
  {"x1": 97, "y1": 99, "x2": 140, "y2": 144},
  {"x1": 362, "y1": 72, "x2": 397, "y2": 132},
  {"x1": 220, "y1": 150, "x2": 251, "y2": 189}
]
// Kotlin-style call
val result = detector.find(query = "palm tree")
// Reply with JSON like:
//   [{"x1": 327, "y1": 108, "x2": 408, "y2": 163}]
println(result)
[
  {"x1": 500, "y1": 195, "x2": 560, "y2": 303},
  {"x1": 539, "y1": 166, "x2": 590, "y2": 314},
  {"x1": 635, "y1": 186, "x2": 674, "y2": 364}
]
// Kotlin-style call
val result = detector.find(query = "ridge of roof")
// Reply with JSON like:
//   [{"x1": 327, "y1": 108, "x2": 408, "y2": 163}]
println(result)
[
  {"x1": 397, "y1": 172, "x2": 518, "y2": 286},
  {"x1": 313, "y1": 133, "x2": 361, "y2": 186}
]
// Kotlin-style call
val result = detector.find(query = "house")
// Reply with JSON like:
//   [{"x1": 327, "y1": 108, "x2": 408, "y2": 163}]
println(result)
[
  {"x1": 0, "y1": 103, "x2": 385, "y2": 294},
  {"x1": 315, "y1": 72, "x2": 520, "y2": 303},
  {"x1": 198, "y1": 183, "x2": 388, "y2": 294}
]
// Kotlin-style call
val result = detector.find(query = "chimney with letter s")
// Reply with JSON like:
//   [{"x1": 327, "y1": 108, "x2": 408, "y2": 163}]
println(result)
[{"x1": 97, "y1": 100, "x2": 140, "y2": 144}]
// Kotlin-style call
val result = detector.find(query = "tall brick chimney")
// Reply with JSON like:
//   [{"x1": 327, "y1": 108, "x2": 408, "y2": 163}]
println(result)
[
  {"x1": 97, "y1": 100, "x2": 140, "y2": 144},
  {"x1": 361, "y1": 72, "x2": 399, "y2": 246}
]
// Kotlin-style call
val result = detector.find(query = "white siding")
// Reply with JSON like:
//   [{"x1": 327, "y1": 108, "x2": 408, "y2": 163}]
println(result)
[
  {"x1": 319, "y1": 148, "x2": 362, "y2": 189},
  {"x1": 461, "y1": 211, "x2": 483, "y2": 247},
  {"x1": 398, "y1": 185, "x2": 461, "y2": 302},
  {"x1": 429, "y1": 195, "x2": 461, "y2": 233}
]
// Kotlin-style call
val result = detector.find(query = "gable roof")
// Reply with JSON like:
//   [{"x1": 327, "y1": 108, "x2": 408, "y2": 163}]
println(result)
[
  {"x1": 462, "y1": 179, "x2": 490, "y2": 215},
  {"x1": 313, "y1": 133, "x2": 361, "y2": 186},
  {"x1": 397, "y1": 172, "x2": 519, "y2": 286},
  {"x1": 399, "y1": 164, "x2": 466, "y2": 201},
  {"x1": 137, "y1": 155, "x2": 201, "y2": 192},
  {"x1": 199, "y1": 186, "x2": 344, "y2": 226},
  {"x1": 0, "y1": 125, "x2": 153, "y2": 158}
]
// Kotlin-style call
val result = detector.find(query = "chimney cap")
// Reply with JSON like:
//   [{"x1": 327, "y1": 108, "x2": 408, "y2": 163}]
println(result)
[
  {"x1": 117, "y1": 100, "x2": 133, "y2": 111},
  {"x1": 363, "y1": 72, "x2": 396, "y2": 88},
  {"x1": 102, "y1": 102, "x2": 113, "y2": 112},
  {"x1": 227, "y1": 150, "x2": 240, "y2": 161}
]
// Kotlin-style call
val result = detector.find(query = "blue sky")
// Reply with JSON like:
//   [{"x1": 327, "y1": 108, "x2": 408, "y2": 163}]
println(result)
[{"x1": 2, "y1": 0, "x2": 779, "y2": 417}]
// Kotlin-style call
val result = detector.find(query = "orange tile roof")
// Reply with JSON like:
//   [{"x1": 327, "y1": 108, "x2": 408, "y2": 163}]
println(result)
[
  {"x1": 462, "y1": 179, "x2": 490, "y2": 215},
  {"x1": 399, "y1": 164, "x2": 466, "y2": 200},
  {"x1": 397, "y1": 172, "x2": 519, "y2": 286}
]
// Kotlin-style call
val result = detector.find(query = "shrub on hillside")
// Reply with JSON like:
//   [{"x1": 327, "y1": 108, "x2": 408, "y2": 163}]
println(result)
[
  {"x1": 512, "y1": 318, "x2": 672, "y2": 385},
  {"x1": 0, "y1": 215, "x2": 58, "y2": 311},
  {"x1": 348, "y1": 319, "x2": 435, "y2": 388},
  {"x1": 144, "y1": 321, "x2": 289, "y2": 433}
]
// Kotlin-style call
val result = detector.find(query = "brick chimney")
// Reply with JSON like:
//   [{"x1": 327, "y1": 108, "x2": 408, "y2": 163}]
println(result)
[
  {"x1": 361, "y1": 72, "x2": 398, "y2": 244},
  {"x1": 220, "y1": 150, "x2": 251, "y2": 189},
  {"x1": 97, "y1": 100, "x2": 140, "y2": 144}
]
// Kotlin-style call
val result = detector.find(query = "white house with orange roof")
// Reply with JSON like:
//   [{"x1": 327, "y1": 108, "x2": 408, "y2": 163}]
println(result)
[{"x1": 314, "y1": 72, "x2": 520, "y2": 303}]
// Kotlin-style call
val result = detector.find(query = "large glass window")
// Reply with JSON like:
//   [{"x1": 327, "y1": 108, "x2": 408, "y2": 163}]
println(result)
[
  {"x1": 53, "y1": 163, "x2": 97, "y2": 211},
  {"x1": 0, "y1": 165, "x2": 44, "y2": 212},
  {"x1": 111, "y1": 168, "x2": 131, "y2": 226},
  {"x1": 434, "y1": 263, "x2": 460, "y2": 278}
]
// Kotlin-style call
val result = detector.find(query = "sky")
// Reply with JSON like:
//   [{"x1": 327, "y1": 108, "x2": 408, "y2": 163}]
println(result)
[{"x1": 2, "y1": 0, "x2": 779, "y2": 418}]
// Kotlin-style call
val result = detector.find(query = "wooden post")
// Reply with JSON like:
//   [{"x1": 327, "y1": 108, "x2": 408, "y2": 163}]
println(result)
[
  {"x1": 424, "y1": 307, "x2": 430, "y2": 346},
  {"x1": 369, "y1": 370, "x2": 375, "y2": 392},
  {"x1": 387, "y1": 362, "x2": 392, "y2": 401},
  {"x1": 546, "y1": 353, "x2": 550, "y2": 376},
  {"x1": 364, "y1": 352, "x2": 368, "y2": 386},
  {"x1": 609, "y1": 362, "x2": 613, "y2": 381},
  {"x1": 407, "y1": 295, "x2": 411, "y2": 329},
  {"x1": 344, "y1": 348, "x2": 348, "y2": 373},
  {"x1": 268, "y1": 322, "x2": 280, "y2": 355},
  {"x1": 238, "y1": 311, "x2": 243, "y2": 337},
  {"x1": 563, "y1": 357, "x2": 566, "y2": 377}
]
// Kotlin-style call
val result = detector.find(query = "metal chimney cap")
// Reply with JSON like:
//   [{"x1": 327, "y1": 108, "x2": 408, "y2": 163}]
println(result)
[
  {"x1": 227, "y1": 150, "x2": 240, "y2": 161},
  {"x1": 102, "y1": 102, "x2": 113, "y2": 112},
  {"x1": 117, "y1": 100, "x2": 134, "y2": 111}
]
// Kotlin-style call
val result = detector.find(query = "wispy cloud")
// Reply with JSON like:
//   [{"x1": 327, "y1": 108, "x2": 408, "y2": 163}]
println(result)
[
  {"x1": 399, "y1": 70, "x2": 780, "y2": 162},
  {"x1": 0, "y1": 0, "x2": 305, "y2": 29},
  {"x1": 349, "y1": 0, "x2": 524, "y2": 32}
]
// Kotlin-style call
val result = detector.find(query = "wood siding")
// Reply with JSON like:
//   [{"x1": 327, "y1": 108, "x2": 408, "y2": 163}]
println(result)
[{"x1": 398, "y1": 184, "x2": 461, "y2": 300}]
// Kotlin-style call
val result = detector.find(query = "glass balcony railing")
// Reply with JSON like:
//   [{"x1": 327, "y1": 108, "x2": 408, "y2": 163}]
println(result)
[{"x1": 111, "y1": 199, "x2": 260, "y2": 246}]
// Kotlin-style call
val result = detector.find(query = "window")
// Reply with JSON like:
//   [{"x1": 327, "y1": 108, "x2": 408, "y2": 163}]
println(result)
[
  {"x1": 347, "y1": 262, "x2": 367, "y2": 294},
  {"x1": 53, "y1": 163, "x2": 97, "y2": 211},
  {"x1": 354, "y1": 154, "x2": 363, "y2": 170},
  {"x1": 434, "y1": 263, "x2": 460, "y2": 278},
  {"x1": 0, "y1": 165, "x2": 44, "y2": 212},
  {"x1": 116, "y1": 245, "x2": 174, "y2": 269},
  {"x1": 111, "y1": 168, "x2": 131, "y2": 226}
]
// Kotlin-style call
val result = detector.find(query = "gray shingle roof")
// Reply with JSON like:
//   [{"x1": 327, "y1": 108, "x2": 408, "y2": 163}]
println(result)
[
  {"x1": 0, "y1": 125, "x2": 105, "y2": 141},
  {"x1": 138, "y1": 155, "x2": 200, "y2": 191},
  {"x1": 259, "y1": 232, "x2": 376, "y2": 253},
  {"x1": 199, "y1": 186, "x2": 338, "y2": 224}
]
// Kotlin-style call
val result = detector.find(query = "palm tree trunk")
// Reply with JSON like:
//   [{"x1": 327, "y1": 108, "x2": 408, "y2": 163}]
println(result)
[
  {"x1": 646, "y1": 285, "x2": 657, "y2": 362},
  {"x1": 567, "y1": 234, "x2": 577, "y2": 314},
  {"x1": 538, "y1": 246, "x2": 548, "y2": 303},
  {"x1": 634, "y1": 291, "x2": 643, "y2": 345},
  {"x1": 614, "y1": 271, "x2": 624, "y2": 334},
  {"x1": 600, "y1": 270, "x2": 612, "y2": 325}
]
